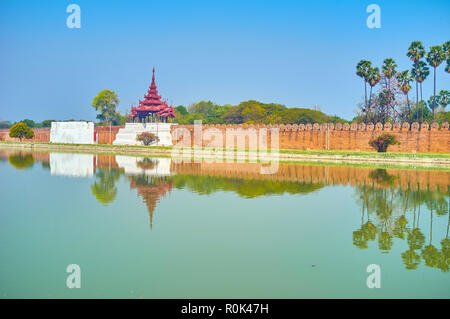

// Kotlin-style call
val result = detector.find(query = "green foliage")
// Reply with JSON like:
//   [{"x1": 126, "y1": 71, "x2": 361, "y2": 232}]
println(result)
[
  {"x1": 19, "y1": 119, "x2": 36, "y2": 128},
  {"x1": 356, "y1": 60, "x2": 372, "y2": 81},
  {"x1": 175, "y1": 100, "x2": 346, "y2": 125},
  {"x1": 136, "y1": 132, "x2": 159, "y2": 146},
  {"x1": 41, "y1": 120, "x2": 55, "y2": 127},
  {"x1": 382, "y1": 58, "x2": 397, "y2": 79},
  {"x1": 92, "y1": 89, "x2": 123, "y2": 124},
  {"x1": 172, "y1": 174, "x2": 323, "y2": 198},
  {"x1": 91, "y1": 168, "x2": 121, "y2": 205},
  {"x1": 8, "y1": 153, "x2": 34, "y2": 170},
  {"x1": 411, "y1": 61, "x2": 429, "y2": 83},
  {"x1": 426, "y1": 46, "x2": 446, "y2": 68},
  {"x1": 9, "y1": 122, "x2": 35, "y2": 141},
  {"x1": 407, "y1": 41, "x2": 425, "y2": 63},
  {"x1": 175, "y1": 105, "x2": 188, "y2": 116},
  {"x1": 369, "y1": 133, "x2": 400, "y2": 152}
]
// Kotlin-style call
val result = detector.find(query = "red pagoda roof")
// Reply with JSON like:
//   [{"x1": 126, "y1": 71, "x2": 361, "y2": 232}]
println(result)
[{"x1": 129, "y1": 67, "x2": 176, "y2": 119}]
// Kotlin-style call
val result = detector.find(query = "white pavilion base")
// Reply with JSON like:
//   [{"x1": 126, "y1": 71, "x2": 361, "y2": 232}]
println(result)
[{"x1": 112, "y1": 123, "x2": 176, "y2": 146}]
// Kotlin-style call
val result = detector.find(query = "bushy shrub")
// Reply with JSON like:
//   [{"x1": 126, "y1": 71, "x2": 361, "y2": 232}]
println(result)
[
  {"x1": 136, "y1": 132, "x2": 159, "y2": 146},
  {"x1": 9, "y1": 122, "x2": 34, "y2": 142},
  {"x1": 369, "y1": 133, "x2": 400, "y2": 152}
]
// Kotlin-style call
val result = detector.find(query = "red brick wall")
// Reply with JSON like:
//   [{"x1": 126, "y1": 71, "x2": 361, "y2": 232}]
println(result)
[
  {"x1": 1, "y1": 122, "x2": 449, "y2": 153},
  {"x1": 95, "y1": 126, "x2": 124, "y2": 144},
  {"x1": 0, "y1": 128, "x2": 51, "y2": 142},
  {"x1": 171, "y1": 122, "x2": 450, "y2": 153}
]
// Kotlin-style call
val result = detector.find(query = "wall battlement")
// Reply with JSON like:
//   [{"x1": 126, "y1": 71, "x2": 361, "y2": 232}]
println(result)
[{"x1": 0, "y1": 121, "x2": 449, "y2": 153}]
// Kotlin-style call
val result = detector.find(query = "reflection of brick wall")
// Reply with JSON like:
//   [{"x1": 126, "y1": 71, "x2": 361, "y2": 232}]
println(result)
[
  {"x1": 95, "y1": 126, "x2": 124, "y2": 144},
  {"x1": 171, "y1": 122, "x2": 450, "y2": 153},
  {"x1": 0, "y1": 128, "x2": 51, "y2": 142},
  {"x1": 172, "y1": 162, "x2": 450, "y2": 192}
]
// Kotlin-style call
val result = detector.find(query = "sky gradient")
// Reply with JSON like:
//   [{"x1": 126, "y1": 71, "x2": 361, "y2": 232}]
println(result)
[{"x1": 0, "y1": 0, "x2": 449, "y2": 122}]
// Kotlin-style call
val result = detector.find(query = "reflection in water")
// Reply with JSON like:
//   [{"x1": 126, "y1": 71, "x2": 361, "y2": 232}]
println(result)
[
  {"x1": 8, "y1": 153, "x2": 34, "y2": 170},
  {"x1": 50, "y1": 153, "x2": 95, "y2": 177},
  {"x1": 1, "y1": 149, "x2": 449, "y2": 272},
  {"x1": 354, "y1": 169, "x2": 449, "y2": 272},
  {"x1": 91, "y1": 168, "x2": 121, "y2": 205}
]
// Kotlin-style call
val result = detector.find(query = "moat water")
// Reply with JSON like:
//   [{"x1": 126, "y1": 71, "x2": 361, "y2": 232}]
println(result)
[{"x1": 0, "y1": 149, "x2": 449, "y2": 298}]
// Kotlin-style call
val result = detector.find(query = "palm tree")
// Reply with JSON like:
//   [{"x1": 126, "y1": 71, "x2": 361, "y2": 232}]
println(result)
[
  {"x1": 396, "y1": 70, "x2": 413, "y2": 119},
  {"x1": 412, "y1": 61, "x2": 429, "y2": 123},
  {"x1": 356, "y1": 61, "x2": 372, "y2": 105},
  {"x1": 443, "y1": 41, "x2": 450, "y2": 73},
  {"x1": 382, "y1": 58, "x2": 397, "y2": 121},
  {"x1": 438, "y1": 89, "x2": 449, "y2": 112},
  {"x1": 426, "y1": 46, "x2": 446, "y2": 121},
  {"x1": 367, "y1": 67, "x2": 381, "y2": 113},
  {"x1": 356, "y1": 60, "x2": 372, "y2": 122},
  {"x1": 407, "y1": 41, "x2": 426, "y2": 122}
]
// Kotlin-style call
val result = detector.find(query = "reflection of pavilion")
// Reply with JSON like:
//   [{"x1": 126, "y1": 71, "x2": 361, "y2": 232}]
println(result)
[{"x1": 128, "y1": 175, "x2": 173, "y2": 229}]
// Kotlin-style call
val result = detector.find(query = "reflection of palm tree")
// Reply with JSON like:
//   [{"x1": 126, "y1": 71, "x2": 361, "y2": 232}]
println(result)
[
  {"x1": 378, "y1": 231, "x2": 393, "y2": 253},
  {"x1": 401, "y1": 249, "x2": 421, "y2": 270},
  {"x1": 407, "y1": 228, "x2": 425, "y2": 250},
  {"x1": 91, "y1": 168, "x2": 121, "y2": 205},
  {"x1": 393, "y1": 215, "x2": 408, "y2": 239},
  {"x1": 353, "y1": 229, "x2": 367, "y2": 249}
]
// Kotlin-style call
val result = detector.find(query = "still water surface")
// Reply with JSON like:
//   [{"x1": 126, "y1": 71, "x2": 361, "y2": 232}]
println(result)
[{"x1": 0, "y1": 149, "x2": 449, "y2": 298}]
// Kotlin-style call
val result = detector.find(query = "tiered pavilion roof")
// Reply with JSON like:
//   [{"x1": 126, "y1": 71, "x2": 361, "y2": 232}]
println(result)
[{"x1": 129, "y1": 67, "x2": 176, "y2": 122}]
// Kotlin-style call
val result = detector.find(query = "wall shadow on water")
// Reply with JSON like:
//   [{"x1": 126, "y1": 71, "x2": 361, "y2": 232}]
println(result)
[{"x1": 1, "y1": 150, "x2": 449, "y2": 272}]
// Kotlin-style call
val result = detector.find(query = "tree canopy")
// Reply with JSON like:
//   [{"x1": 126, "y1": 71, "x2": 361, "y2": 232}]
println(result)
[
  {"x1": 174, "y1": 100, "x2": 346, "y2": 125},
  {"x1": 92, "y1": 89, "x2": 126, "y2": 125},
  {"x1": 9, "y1": 122, "x2": 35, "y2": 141}
]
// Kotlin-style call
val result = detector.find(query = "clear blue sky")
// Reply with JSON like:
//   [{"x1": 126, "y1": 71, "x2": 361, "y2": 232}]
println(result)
[{"x1": 0, "y1": 0, "x2": 449, "y2": 122}]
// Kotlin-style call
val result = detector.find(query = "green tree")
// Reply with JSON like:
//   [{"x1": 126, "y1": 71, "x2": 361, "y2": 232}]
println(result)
[
  {"x1": 411, "y1": 61, "x2": 430, "y2": 122},
  {"x1": 437, "y1": 89, "x2": 449, "y2": 113},
  {"x1": 356, "y1": 60, "x2": 372, "y2": 119},
  {"x1": 367, "y1": 67, "x2": 381, "y2": 110},
  {"x1": 19, "y1": 119, "x2": 36, "y2": 128},
  {"x1": 91, "y1": 169, "x2": 121, "y2": 205},
  {"x1": 175, "y1": 105, "x2": 188, "y2": 115},
  {"x1": 9, "y1": 122, "x2": 35, "y2": 142},
  {"x1": 92, "y1": 89, "x2": 120, "y2": 123},
  {"x1": 396, "y1": 70, "x2": 413, "y2": 118},
  {"x1": 407, "y1": 41, "x2": 426, "y2": 121},
  {"x1": 426, "y1": 46, "x2": 446, "y2": 121},
  {"x1": 443, "y1": 41, "x2": 450, "y2": 73},
  {"x1": 41, "y1": 120, "x2": 55, "y2": 127},
  {"x1": 8, "y1": 153, "x2": 34, "y2": 170}
]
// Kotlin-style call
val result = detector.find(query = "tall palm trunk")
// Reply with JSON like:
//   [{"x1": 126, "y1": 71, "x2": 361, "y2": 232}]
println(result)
[
  {"x1": 419, "y1": 82, "x2": 424, "y2": 124},
  {"x1": 416, "y1": 76, "x2": 419, "y2": 122},
  {"x1": 406, "y1": 93, "x2": 410, "y2": 119},
  {"x1": 432, "y1": 67, "x2": 436, "y2": 121},
  {"x1": 368, "y1": 86, "x2": 373, "y2": 120},
  {"x1": 364, "y1": 81, "x2": 368, "y2": 124}
]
